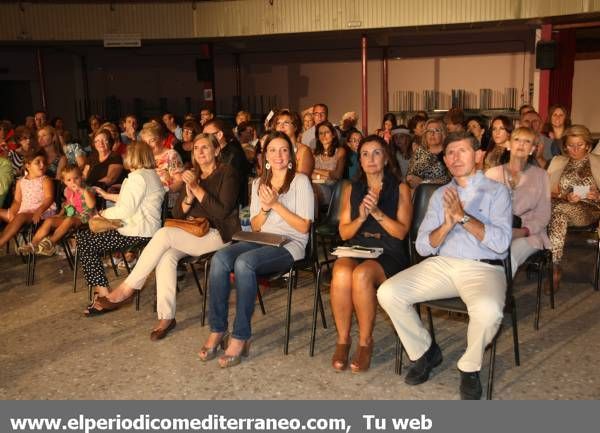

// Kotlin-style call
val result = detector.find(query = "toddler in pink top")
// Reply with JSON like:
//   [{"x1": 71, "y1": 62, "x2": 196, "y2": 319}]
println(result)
[
  {"x1": 0, "y1": 151, "x2": 57, "y2": 250},
  {"x1": 19, "y1": 164, "x2": 96, "y2": 256}
]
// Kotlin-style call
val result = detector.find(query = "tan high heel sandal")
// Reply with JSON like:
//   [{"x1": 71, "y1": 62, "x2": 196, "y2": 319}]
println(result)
[
  {"x1": 198, "y1": 332, "x2": 230, "y2": 362},
  {"x1": 218, "y1": 340, "x2": 251, "y2": 368}
]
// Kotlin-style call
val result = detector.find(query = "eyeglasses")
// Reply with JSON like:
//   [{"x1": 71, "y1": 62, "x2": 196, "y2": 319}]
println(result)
[
  {"x1": 276, "y1": 121, "x2": 292, "y2": 127},
  {"x1": 425, "y1": 128, "x2": 442, "y2": 134}
]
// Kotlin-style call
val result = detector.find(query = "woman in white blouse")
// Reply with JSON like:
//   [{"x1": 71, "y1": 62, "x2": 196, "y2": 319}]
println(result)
[{"x1": 81, "y1": 141, "x2": 165, "y2": 310}]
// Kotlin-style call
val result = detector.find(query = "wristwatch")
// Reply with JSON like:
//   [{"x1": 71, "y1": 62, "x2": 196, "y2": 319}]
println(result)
[{"x1": 458, "y1": 213, "x2": 471, "y2": 225}]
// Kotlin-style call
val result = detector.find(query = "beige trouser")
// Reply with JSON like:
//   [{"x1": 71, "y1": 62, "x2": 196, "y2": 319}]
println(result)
[
  {"x1": 124, "y1": 226, "x2": 225, "y2": 319},
  {"x1": 377, "y1": 256, "x2": 506, "y2": 372},
  {"x1": 510, "y1": 237, "x2": 540, "y2": 277}
]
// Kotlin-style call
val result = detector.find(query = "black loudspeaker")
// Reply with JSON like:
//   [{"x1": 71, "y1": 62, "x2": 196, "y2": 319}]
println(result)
[
  {"x1": 196, "y1": 58, "x2": 214, "y2": 82},
  {"x1": 536, "y1": 40, "x2": 557, "y2": 70}
]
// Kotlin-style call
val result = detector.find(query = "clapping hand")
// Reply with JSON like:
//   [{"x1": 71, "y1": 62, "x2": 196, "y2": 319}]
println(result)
[
  {"x1": 258, "y1": 184, "x2": 278, "y2": 211},
  {"x1": 443, "y1": 187, "x2": 465, "y2": 226},
  {"x1": 362, "y1": 188, "x2": 383, "y2": 220}
]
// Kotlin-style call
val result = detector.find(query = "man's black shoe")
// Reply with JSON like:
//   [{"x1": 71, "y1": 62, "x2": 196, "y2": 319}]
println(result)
[
  {"x1": 459, "y1": 370, "x2": 482, "y2": 400},
  {"x1": 404, "y1": 342, "x2": 443, "y2": 385}
]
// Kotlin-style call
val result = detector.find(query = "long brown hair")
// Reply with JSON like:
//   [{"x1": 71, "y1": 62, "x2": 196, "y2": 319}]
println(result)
[{"x1": 260, "y1": 131, "x2": 297, "y2": 194}]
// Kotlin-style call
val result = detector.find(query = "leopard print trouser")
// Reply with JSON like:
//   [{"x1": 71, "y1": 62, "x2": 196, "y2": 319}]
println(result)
[{"x1": 548, "y1": 200, "x2": 600, "y2": 264}]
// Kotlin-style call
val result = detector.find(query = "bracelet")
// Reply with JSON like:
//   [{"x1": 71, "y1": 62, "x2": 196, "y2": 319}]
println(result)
[
  {"x1": 373, "y1": 213, "x2": 384, "y2": 222},
  {"x1": 261, "y1": 207, "x2": 271, "y2": 214},
  {"x1": 184, "y1": 199, "x2": 194, "y2": 205}
]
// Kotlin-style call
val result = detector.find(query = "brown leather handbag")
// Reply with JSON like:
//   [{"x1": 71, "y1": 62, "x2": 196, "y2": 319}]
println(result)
[
  {"x1": 164, "y1": 217, "x2": 210, "y2": 237},
  {"x1": 89, "y1": 216, "x2": 124, "y2": 233}
]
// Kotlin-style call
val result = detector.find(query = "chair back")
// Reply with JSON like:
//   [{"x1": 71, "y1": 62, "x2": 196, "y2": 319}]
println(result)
[
  {"x1": 408, "y1": 183, "x2": 441, "y2": 264},
  {"x1": 160, "y1": 192, "x2": 170, "y2": 225},
  {"x1": 322, "y1": 179, "x2": 349, "y2": 227},
  {"x1": 53, "y1": 178, "x2": 64, "y2": 210}
]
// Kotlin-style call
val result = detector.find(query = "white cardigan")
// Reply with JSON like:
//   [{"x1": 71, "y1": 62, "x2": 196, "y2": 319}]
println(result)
[{"x1": 102, "y1": 168, "x2": 165, "y2": 237}]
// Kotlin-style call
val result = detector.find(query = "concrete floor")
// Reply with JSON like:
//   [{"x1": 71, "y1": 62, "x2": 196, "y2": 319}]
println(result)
[{"x1": 0, "y1": 234, "x2": 599, "y2": 400}]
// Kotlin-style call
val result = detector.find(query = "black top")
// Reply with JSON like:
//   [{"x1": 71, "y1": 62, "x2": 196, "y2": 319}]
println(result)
[
  {"x1": 219, "y1": 139, "x2": 250, "y2": 207},
  {"x1": 172, "y1": 163, "x2": 241, "y2": 242},
  {"x1": 348, "y1": 170, "x2": 409, "y2": 271},
  {"x1": 174, "y1": 141, "x2": 192, "y2": 166},
  {"x1": 86, "y1": 152, "x2": 124, "y2": 188}
]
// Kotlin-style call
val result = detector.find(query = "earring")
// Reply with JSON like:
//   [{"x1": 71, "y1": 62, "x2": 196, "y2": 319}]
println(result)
[
  {"x1": 287, "y1": 162, "x2": 293, "y2": 170},
  {"x1": 265, "y1": 162, "x2": 271, "y2": 170}
]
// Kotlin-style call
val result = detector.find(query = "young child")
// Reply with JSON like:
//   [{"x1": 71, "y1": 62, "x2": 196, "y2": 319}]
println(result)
[
  {"x1": 0, "y1": 150, "x2": 57, "y2": 250},
  {"x1": 19, "y1": 164, "x2": 96, "y2": 256}
]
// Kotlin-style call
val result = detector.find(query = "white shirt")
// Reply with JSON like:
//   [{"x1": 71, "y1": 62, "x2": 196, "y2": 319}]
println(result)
[{"x1": 102, "y1": 168, "x2": 165, "y2": 237}]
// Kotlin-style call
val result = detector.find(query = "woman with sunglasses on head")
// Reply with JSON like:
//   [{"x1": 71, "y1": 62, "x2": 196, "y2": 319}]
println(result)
[
  {"x1": 330, "y1": 134, "x2": 411, "y2": 373},
  {"x1": 546, "y1": 125, "x2": 600, "y2": 291},
  {"x1": 405, "y1": 118, "x2": 450, "y2": 189}
]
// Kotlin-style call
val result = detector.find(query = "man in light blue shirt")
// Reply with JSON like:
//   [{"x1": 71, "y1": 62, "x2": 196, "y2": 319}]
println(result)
[{"x1": 378, "y1": 131, "x2": 512, "y2": 400}]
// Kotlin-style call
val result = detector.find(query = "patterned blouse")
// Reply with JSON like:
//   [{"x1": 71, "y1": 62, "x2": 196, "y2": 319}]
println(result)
[
  {"x1": 558, "y1": 156, "x2": 600, "y2": 209},
  {"x1": 407, "y1": 145, "x2": 451, "y2": 185}
]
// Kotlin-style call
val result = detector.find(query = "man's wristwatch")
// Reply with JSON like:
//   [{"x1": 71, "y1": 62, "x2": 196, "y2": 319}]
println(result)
[{"x1": 458, "y1": 213, "x2": 471, "y2": 225}]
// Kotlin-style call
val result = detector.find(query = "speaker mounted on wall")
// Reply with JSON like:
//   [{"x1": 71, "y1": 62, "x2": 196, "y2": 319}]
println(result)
[{"x1": 536, "y1": 40, "x2": 557, "y2": 70}]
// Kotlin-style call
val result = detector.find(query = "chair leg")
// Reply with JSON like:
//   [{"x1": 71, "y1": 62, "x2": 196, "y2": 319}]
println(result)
[
  {"x1": 548, "y1": 253, "x2": 555, "y2": 310},
  {"x1": 135, "y1": 289, "x2": 140, "y2": 311},
  {"x1": 256, "y1": 285, "x2": 266, "y2": 315},
  {"x1": 534, "y1": 262, "x2": 543, "y2": 331},
  {"x1": 309, "y1": 264, "x2": 323, "y2": 357},
  {"x1": 283, "y1": 266, "x2": 295, "y2": 355},
  {"x1": 510, "y1": 299, "x2": 520, "y2": 366},
  {"x1": 72, "y1": 243, "x2": 79, "y2": 293},
  {"x1": 109, "y1": 254, "x2": 119, "y2": 277},
  {"x1": 487, "y1": 338, "x2": 498, "y2": 400},
  {"x1": 595, "y1": 235, "x2": 600, "y2": 291},
  {"x1": 426, "y1": 307, "x2": 436, "y2": 344},
  {"x1": 189, "y1": 262, "x2": 203, "y2": 296},
  {"x1": 201, "y1": 259, "x2": 209, "y2": 327},
  {"x1": 395, "y1": 334, "x2": 403, "y2": 375},
  {"x1": 321, "y1": 237, "x2": 331, "y2": 273}
]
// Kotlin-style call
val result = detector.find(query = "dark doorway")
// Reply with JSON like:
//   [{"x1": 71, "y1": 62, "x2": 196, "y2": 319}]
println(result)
[{"x1": 0, "y1": 81, "x2": 33, "y2": 124}]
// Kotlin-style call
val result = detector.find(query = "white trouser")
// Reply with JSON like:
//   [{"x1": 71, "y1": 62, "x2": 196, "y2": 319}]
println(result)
[
  {"x1": 510, "y1": 237, "x2": 540, "y2": 277},
  {"x1": 124, "y1": 226, "x2": 225, "y2": 319},
  {"x1": 377, "y1": 256, "x2": 506, "y2": 372}
]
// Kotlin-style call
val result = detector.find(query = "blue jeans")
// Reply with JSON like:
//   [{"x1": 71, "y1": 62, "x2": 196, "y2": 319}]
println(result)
[{"x1": 208, "y1": 241, "x2": 294, "y2": 340}]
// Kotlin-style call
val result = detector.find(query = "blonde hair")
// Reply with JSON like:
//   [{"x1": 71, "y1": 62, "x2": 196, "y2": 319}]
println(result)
[
  {"x1": 510, "y1": 126, "x2": 535, "y2": 141},
  {"x1": 123, "y1": 141, "x2": 156, "y2": 170},
  {"x1": 563, "y1": 124, "x2": 593, "y2": 153}
]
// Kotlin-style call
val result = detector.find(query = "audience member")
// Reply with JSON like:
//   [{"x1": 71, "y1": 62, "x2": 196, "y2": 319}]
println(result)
[
  {"x1": 84, "y1": 134, "x2": 240, "y2": 341},
  {"x1": 0, "y1": 150, "x2": 57, "y2": 249},
  {"x1": 199, "y1": 131, "x2": 313, "y2": 367},
  {"x1": 330, "y1": 135, "x2": 411, "y2": 372},
  {"x1": 18, "y1": 164, "x2": 96, "y2": 256},
  {"x1": 8, "y1": 126, "x2": 36, "y2": 176},
  {"x1": 547, "y1": 125, "x2": 600, "y2": 291},
  {"x1": 483, "y1": 115, "x2": 513, "y2": 170},
  {"x1": 274, "y1": 109, "x2": 314, "y2": 177},
  {"x1": 406, "y1": 118, "x2": 450, "y2": 188},
  {"x1": 378, "y1": 131, "x2": 512, "y2": 400},
  {"x1": 83, "y1": 128, "x2": 125, "y2": 189},
  {"x1": 443, "y1": 107, "x2": 465, "y2": 133},
  {"x1": 312, "y1": 121, "x2": 346, "y2": 207},
  {"x1": 162, "y1": 112, "x2": 183, "y2": 142},
  {"x1": 485, "y1": 127, "x2": 551, "y2": 275},
  {"x1": 175, "y1": 120, "x2": 201, "y2": 168},
  {"x1": 37, "y1": 126, "x2": 67, "y2": 179},
  {"x1": 79, "y1": 141, "x2": 165, "y2": 302}
]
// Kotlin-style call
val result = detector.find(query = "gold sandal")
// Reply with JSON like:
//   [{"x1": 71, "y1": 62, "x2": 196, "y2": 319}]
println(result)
[
  {"x1": 198, "y1": 332, "x2": 229, "y2": 362},
  {"x1": 218, "y1": 340, "x2": 251, "y2": 368}
]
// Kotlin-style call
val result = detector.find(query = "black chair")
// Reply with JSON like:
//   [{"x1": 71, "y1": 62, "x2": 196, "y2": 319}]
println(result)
[
  {"x1": 522, "y1": 248, "x2": 553, "y2": 330},
  {"x1": 315, "y1": 179, "x2": 349, "y2": 272},
  {"x1": 566, "y1": 224, "x2": 600, "y2": 291},
  {"x1": 24, "y1": 179, "x2": 63, "y2": 286},
  {"x1": 202, "y1": 224, "x2": 325, "y2": 355},
  {"x1": 394, "y1": 183, "x2": 520, "y2": 400}
]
